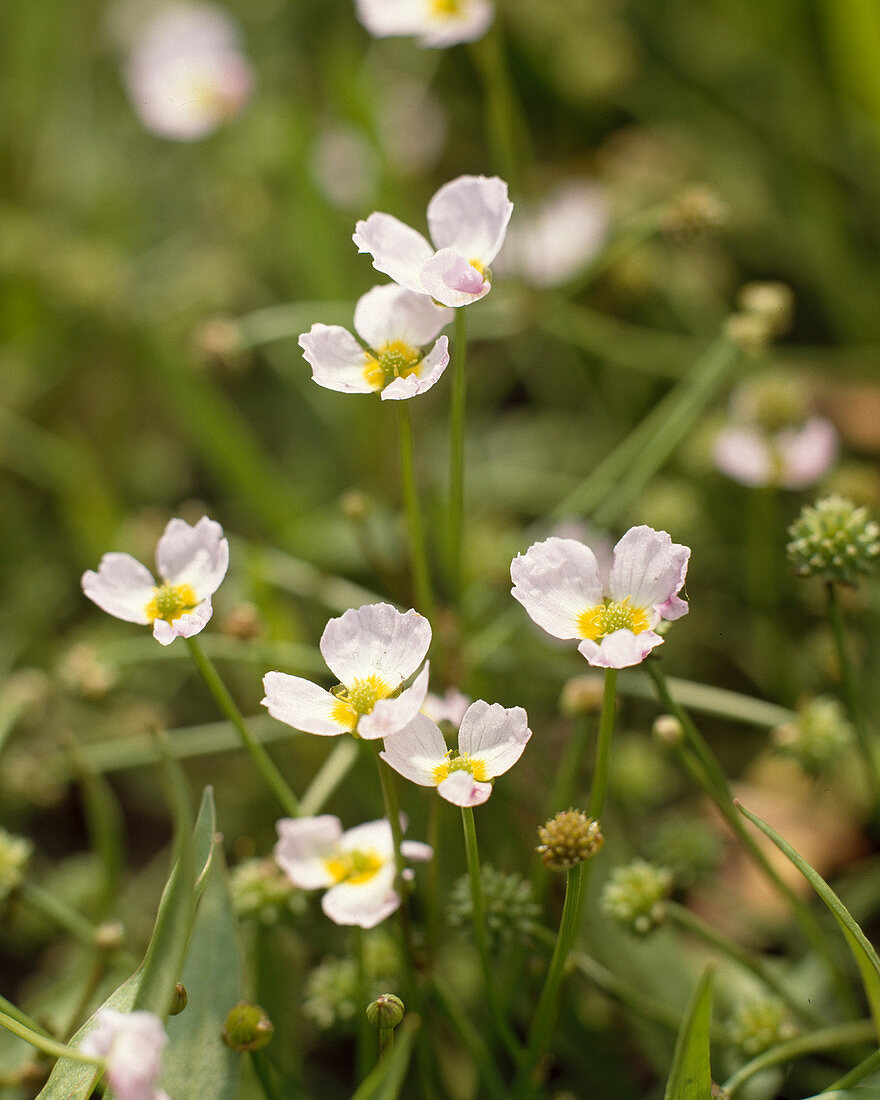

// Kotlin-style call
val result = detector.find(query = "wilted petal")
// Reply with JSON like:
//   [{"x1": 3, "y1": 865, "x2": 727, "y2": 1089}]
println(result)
[
  {"x1": 261, "y1": 672, "x2": 347, "y2": 736},
  {"x1": 380, "y1": 713, "x2": 446, "y2": 785},
  {"x1": 380, "y1": 337, "x2": 449, "y2": 401},
  {"x1": 353, "y1": 283, "x2": 452, "y2": 348},
  {"x1": 437, "y1": 771, "x2": 493, "y2": 806},
  {"x1": 299, "y1": 324, "x2": 376, "y2": 394},
  {"x1": 353, "y1": 212, "x2": 433, "y2": 294},
  {"x1": 320, "y1": 603, "x2": 431, "y2": 689},
  {"x1": 419, "y1": 248, "x2": 490, "y2": 307},
  {"x1": 608, "y1": 526, "x2": 690, "y2": 612},
  {"x1": 511, "y1": 537, "x2": 603, "y2": 640},
  {"x1": 155, "y1": 516, "x2": 229, "y2": 598},
  {"x1": 458, "y1": 701, "x2": 531, "y2": 777},
  {"x1": 358, "y1": 664, "x2": 430, "y2": 740},
  {"x1": 427, "y1": 175, "x2": 512, "y2": 264},
  {"x1": 274, "y1": 815, "x2": 341, "y2": 889},
  {"x1": 82, "y1": 553, "x2": 155, "y2": 625},
  {"x1": 578, "y1": 629, "x2": 663, "y2": 669},
  {"x1": 151, "y1": 598, "x2": 213, "y2": 645}
]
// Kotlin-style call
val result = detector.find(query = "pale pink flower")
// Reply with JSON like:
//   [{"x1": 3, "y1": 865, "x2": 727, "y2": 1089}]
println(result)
[
  {"x1": 381, "y1": 701, "x2": 530, "y2": 806},
  {"x1": 354, "y1": 175, "x2": 513, "y2": 308},
  {"x1": 421, "y1": 687, "x2": 471, "y2": 727},
  {"x1": 262, "y1": 603, "x2": 430, "y2": 740},
  {"x1": 299, "y1": 284, "x2": 452, "y2": 400},
  {"x1": 713, "y1": 417, "x2": 838, "y2": 490},
  {"x1": 274, "y1": 815, "x2": 431, "y2": 928},
  {"x1": 510, "y1": 527, "x2": 690, "y2": 669},
  {"x1": 82, "y1": 516, "x2": 229, "y2": 646},
  {"x1": 81, "y1": 1009, "x2": 169, "y2": 1100},
  {"x1": 355, "y1": 0, "x2": 493, "y2": 48}
]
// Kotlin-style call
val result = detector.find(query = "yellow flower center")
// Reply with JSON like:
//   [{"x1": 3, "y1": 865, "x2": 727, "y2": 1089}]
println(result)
[
  {"x1": 324, "y1": 847, "x2": 384, "y2": 885},
  {"x1": 330, "y1": 675, "x2": 392, "y2": 732},
  {"x1": 468, "y1": 258, "x2": 491, "y2": 282},
  {"x1": 576, "y1": 599, "x2": 650, "y2": 641},
  {"x1": 144, "y1": 583, "x2": 199, "y2": 624},
  {"x1": 431, "y1": 0, "x2": 464, "y2": 15},
  {"x1": 432, "y1": 751, "x2": 489, "y2": 786},
  {"x1": 363, "y1": 340, "x2": 421, "y2": 391}
]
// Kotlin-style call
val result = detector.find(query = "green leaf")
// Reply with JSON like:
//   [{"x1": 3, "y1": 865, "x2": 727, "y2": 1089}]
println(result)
[
  {"x1": 350, "y1": 1017, "x2": 420, "y2": 1100},
  {"x1": 737, "y1": 801, "x2": 880, "y2": 1040},
  {"x1": 161, "y1": 841, "x2": 242, "y2": 1100},
  {"x1": 664, "y1": 965, "x2": 715, "y2": 1100},
  {"x1": 804, "y1": 1092, "x2": 880, "y2": 1099}
]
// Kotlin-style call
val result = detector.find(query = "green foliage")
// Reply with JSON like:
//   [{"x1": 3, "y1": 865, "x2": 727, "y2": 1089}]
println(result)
[{"x1": 664, "y1": 966, "x2": 715, "y2": 1100}]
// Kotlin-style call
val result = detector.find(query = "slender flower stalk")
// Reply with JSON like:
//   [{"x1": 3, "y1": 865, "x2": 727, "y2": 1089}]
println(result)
[
  {"x1": 448, "y1": 307, "x2": 468, "y2": 597},
  {"x1": 825, "y1": 1045, "x2": 880, "y2": 1091},
  {"x1": 250, "y1": 1050, "x2": 285, "y2": 1100},
  {"x1": 372, "y1": 745, "x2": 417, "y2": 973},
  {"x1": 587, "y1": 669, "x2": 617, "y2": 819},
  {"x1": 396, "y1": 402, "x2": 435, "y2": 619},
  {"x1": 0, "y1": 1011, "x2": 104, "y2": 1065},
  {"x1": 186, "y1": 636, "x2": 301, "y2": 817}
]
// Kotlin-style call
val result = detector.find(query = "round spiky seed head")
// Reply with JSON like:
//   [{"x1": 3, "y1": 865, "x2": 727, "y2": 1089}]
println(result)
[
  {"x1": 601, "y1": 859, "x2": 672, "y2": 935},
  {"x1": 221, "y1": 1001, "x2": 274, "y2": 1051},
  {"x1": 786, "y1": 494, "x2": 880, "y2": 587},
  {"x1": 169, "y1": 982, "x2": 188, "y2": 1017},
  {"x1": 366, "y1": 994, "x2": 405, "y2": 1030},
  {"x1": 537, "y1": 810, "x2": 604, "y2": 871}
]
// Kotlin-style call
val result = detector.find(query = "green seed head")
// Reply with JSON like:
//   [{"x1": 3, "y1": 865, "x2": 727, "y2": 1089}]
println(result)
[
  {"x1": 221, "y1": 1001, "x2": 274, "y2": 1051},
  {"x1": 725, "y1": 997, "x2": 797, "y2": 1056},
  {"x1": 447, "y1": 865, "x2": 541, "y2": 949},
  {"x1": 786, "y1": 494, "x2": 880, "y2": 586},
  {"x1": 772, "y1": 696, "x2": 855, "y2": 775},
  {"x1": 537, "y1": 810, "x2": 604, "y2": 872},
  {"x1": 601, "y1": 859, "x2": 672, "y2": 935}
]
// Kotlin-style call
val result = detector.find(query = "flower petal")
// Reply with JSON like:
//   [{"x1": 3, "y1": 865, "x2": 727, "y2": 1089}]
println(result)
[
  {"x1": 380, "y1": 337, "x2": 449, "y2": 401},
  {"x1": 400, "y1": 839, "x2": 433, "y2": 862},
  {"x1": 437, "y1": 771, "x2": 493, "y2": 806},
  {"x1": 353, "y1": 283, "x2": 452, "y2": 348},
  {"x1": 155, "y1": 516, "x2": 229, "y2": 599},
  {"x1": 418, "y1": 0, "x2": 494, "y2": 47},
  {"x1": 298, "y1": 324, "x2": 376, "y2": 394},
  {"x1": 261, "y1": 672, "x2": 348, "y2": 736},
  {"x1": 82, "y1": 553, "x2": 155, "y2": 625},
  {"x1": 380, "y1": 712, "x2": 447, "y2": 785},
  {"x1": 353, "y1": 212, "x2": 433, "y2": 293},
  {"x1": 419, "y1": 248, "x2": 490, "y2": 307},
  {"x1": 338, "y1": 818, "x2": 395, "y2": 857},
  {"x1": 457, "y1": 700, "x2": 531, "y2": 778},
  {"x1": 510, "y1": 537, "x2": 603, "y2": 640},
  {"x1": 358, "y1": 663, "x2": 430, "y2": 740},
  {"x1": 427, "y1": 175, "x2": 512, "y2": 264},
  {"x1": 354, "y1": 0, "x2": 426, "y2": 38},
  {"x1": 275, "y1": 815, "x2": 342, "y2": 889},
  {"x1": 421, "y1": 688, "x2": 471, "y2": 727},
  {"x1": 321, "y1": 862, "x2": 400, "y2": 928},
  {"x1": 320, "y1": 603, "x2": 431, "y2": 689},
  {"x1": 777, "y1": 417, "x2": 838, "y2": 490},
  {"x1": 151, "y1": 598, "x2": 213, "y2": 645},
  {"x1": 713, "y1": 425, "x2": 774, "y2": 486},
  {"x1": 608, "y1": 526, "x2": 690, "y2": 613},
  {"x1": 577, "y1": 629, "x2": 663, "y2": 669}
]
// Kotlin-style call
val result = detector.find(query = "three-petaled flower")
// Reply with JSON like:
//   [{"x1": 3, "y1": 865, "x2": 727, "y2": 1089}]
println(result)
[
  {"x1": 354, "y1": 0, "x2": 494, "y2": 48},
  {"x1": 354, "y1": 175, "x2": 512, "y2": 308},
  {"x1": 299, "y1": 284, "x2": 452, "y2": 400},
  {"x1": 381, "y1": 700, "x2": 531, "y2": 806},
  {"x1": 262, "y1": 603, "x2": 431, "y2": 740},
  {"x1": 81, "y1": 1009, "x2": 170, "y2": 1100},
  {"x1": 510, "y1": 526, "x2": 690, "y2": 669},
  {"x1": 274, "y1": 815, "x2": 431, "y2": 928},
  {"x1": 82, "y1": 516, "x2": 229, "y2": 646}
]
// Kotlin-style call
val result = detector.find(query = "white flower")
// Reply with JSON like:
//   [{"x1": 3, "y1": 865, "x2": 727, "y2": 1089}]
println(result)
[
  {"x1": 82, "y1": 516, "x2": 229, "y2": 646},
  {"x1": 274, "y1": 815, "x2": 432, "y2": 928},
  {"x1": 510, "y1": 526, "x2": 690, "y2": 669},
  {"x1": 381, "y1": 701, "x2": 530, "y2": 806},
  {"x1": 713, "y1": 418, "x2": 838, "y2": 490},
  {"x1": 421, "y1": 687, "x2": 471, "y2": 727},
  {"x1": 262, "y1": 603, "x2": 431, "y2": 740},
  {"x1": 122, "y1": 2, "x2": 253, "y2": 142},
  {"x1": 299, "y1": 284, "x2": 452, "y2": 400},
  {"x1": 355, "y1": 0, "x2": 494, "y2": 48},
  {"x1": 81, "y1": 1009, "x2": 169, "y2": 1100},
  {"x1": 353, "y1": 175, "x2": 513, "y2": 308}
]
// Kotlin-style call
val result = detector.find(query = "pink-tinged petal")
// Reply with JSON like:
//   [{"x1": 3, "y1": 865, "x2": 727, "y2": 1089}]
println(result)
[
  {"x1": 713, "y1": 425, "x2": 774, "y2": 486},
  {"x1": 419, "y1": 248, "x2": 490, "y2": 307},
  {"x1": 354, "y1": 0, "x2": 426, "y2": 38},
  {"x1": 422, "y1": 687, "x2": 471, "y2": 727},
  {"x1": 321, "y1": 863, "x2": 399, "y2": 928},
  {"x1": 338, "y1": 818, "x2": 395, "y2": 857},
  {"x1": 427, "y1": 175, "x2": 512, "y2": 264},
  {"x1": 380, "y1": 337, "x2": 449, "y2": 401},
  {"x1": 657, "y1": 593, "x2": 689, "y2": 621},
  {"x1": 353, "y1": 284, "x2": 452, "y2": 348},
  {"x1": 400, "y1": 839, "x2": 433, "y2": 862},
  {"x1": 83, "y1": 1010, "x2": 167, "y2": 1100},
  {"x1": 578, "y1": 629, "x2": 663, "y2": 669},
  {"x1": 458, "y1": 701, "x2": 531, "y2": 777},
  {"x1": 380, "y1": 713, "x2": 446, "y2": 785},
  {"x1": 261, "y1": 671, "x2": 347, "y2": 736},
  {"x1": 608, "y1": 526, "x2": 690, "y2": 611},
  {"x1": 155, "y1": 516, "x2": 229, "y2": 599},
  {"x1": 510, "y1": 537, "x2": 603, "y2": 640},
  {"x1": 419, "y1": 0, "x2": 494, "y2": 46},
  {"x1": 353, "y1": 212, "x2": 433, "y2": 293},
  {"x1": 82, "y1": 553, "x2": 155, "y2": 625},
  {"x1": 320, "y1": 603, "x2": 431, "y2": 688},
  {"x1": 274, "y1": 815, "x2": 341, "y2": 889},
  {"x1": 777, "y1": 417, "x2": 838, "y2": 490},
  {"x1": 358, "y1": 664, "x2": 430, "y2": 740},
  {"x1": 151, "y1": 598, "x2": 213, "y2": 645},
  {"x1": 437, "y1": 771, "x2": 493, "y2": 806},
  {"x1": 298, "y1": 324, "x2": 376, "y2": 394}
]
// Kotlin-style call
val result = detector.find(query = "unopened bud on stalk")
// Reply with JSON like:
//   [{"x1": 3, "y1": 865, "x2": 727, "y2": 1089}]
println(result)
[
  {"x1": 221, "y1": 1001, "x2": 274, "y2": 1051},
  {"x1": 601, "y1": 860, "x2": 672, "y2": 935},
  {"x1": 536, "y1": 810, "x2": 604, "y2": 871},
  {"x1": 366, "y1": 993, "x2": 405, "y2": 1030},
  {"x1": 560, "y1": 674, "x2": 605, "y2": 716},
  {"x1": 652, "y1": 714, "x2": 684, "y2": 747},
  {"x1": 787, "y1": 494, "x2": 880, "y2": 586},
  {"x1": 169, "y1": 983, "x2": 188, "y2": 1016}
]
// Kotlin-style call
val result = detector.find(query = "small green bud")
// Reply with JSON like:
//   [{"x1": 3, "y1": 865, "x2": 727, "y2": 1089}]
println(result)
[
  {"x1": 652, "y1": 714, "x2": 684, "y2": 747},
  {"x1": 601, "y1": 860, "x2": 672, "y2": 935},
  {"x1": 787, "y1": 494, "x2": 880, "y2": 586},
  {"x1": 725, "y1": 996, "x2": 797, "y2": 1056},
  {"x1": 221, "y1": 1001, "x2": 274, "y2": 1051},
  {"x1": 772, "y1": 696, "x2": 854, "y2": 775},
  {"x1": 537, "y1": 810, "x2": 603, "y2": 872},
  {"x1": 366, "y1": 994, "x2": 405, "y2": 1030},
  {"x1": 169, "y1": 982, "x2": 188, "y2": 1016}
]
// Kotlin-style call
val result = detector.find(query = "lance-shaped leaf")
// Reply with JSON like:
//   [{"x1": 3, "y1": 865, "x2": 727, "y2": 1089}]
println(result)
[{"x1": 664, "y1": 965, "x2": 715, "y2": 1100}]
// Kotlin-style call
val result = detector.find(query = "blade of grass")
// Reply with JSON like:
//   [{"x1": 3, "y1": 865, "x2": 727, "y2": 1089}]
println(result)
[{"x1": 664, "y1": 965, "x2": 715, "y2": 1100}]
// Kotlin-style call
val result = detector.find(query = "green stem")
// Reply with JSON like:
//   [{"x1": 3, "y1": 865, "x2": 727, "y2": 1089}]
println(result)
[
  {"x1": 826, "y1": 1044, "x2": 880, "y2": 1090},
  {"x1": 827, "y1": 581, "x2": 880, "y2": 808},
  {"x1": 587, "y1": 669, "x2": 618, "y2": 819},
  {"x1": 378, "y1": 1026, "x2": 394, "y2": 1064},
  {"x1": 425, "y1": 795, "x2": 442, "y2": 959},
  {"x1": 0, "y1": 1010, "x2": 104, "y2": 1065},
  {"x1": 185, "y1": 636, "x2": 300, "y2": 817},
  {"x1": 448, "y1": 308, "x2": 467, "y2": 599},
  {"x1": 250, "y1": 1049, "x2": 285, "y2": 1100},
  {"x1": 396, "y1": 402, "x2": 435, "y2": 620},
  {"x1": 372, "y1": 747, "x2": 417, "y2": 977},
  {"x1": 665, "y1": 901, "x2": 822, "y2": 1028},
  {"x1": 722, "y1": 1019, "x2": 875, "y2": 1096}
]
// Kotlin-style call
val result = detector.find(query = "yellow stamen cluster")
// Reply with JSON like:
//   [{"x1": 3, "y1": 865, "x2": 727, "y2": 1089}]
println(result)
[
  {"x1": 330, "y1": 675, "x2": 391, "y2": 732},
  {"x1": 577, "y1": 599, "x2": 649, "y2": 641},
  {"x1": 432, "y1": 751, "x2": 488, "y2": 786},
  {"x1": 468, "y1": 258, "x2": 490, "y2": 282},
  {"x1": 144, "y1": 583, "x2": 199, "y2": 624},
  {"x1": 324, "y1": 848, "x2": 384, "y2": 886},
  {"x1": 431, "y1": 0, "x2": 464, "y2": 15},
  {"x1": 363, "y1": 340, "x2": 421, "y2": 391}
]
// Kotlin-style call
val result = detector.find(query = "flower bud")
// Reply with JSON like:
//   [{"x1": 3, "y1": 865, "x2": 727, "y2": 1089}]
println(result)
[
  {"x1": 221, "y1": 1001, "x2": 274, "y2": 1051},
  {"x1": 560, "y1": 674, "x2": 605, "y2": 716},
  {"x1": 93, "y1": 920, "x2": 125, "y2": 954},
  {"x1": 601, "y1": 860, "x2": 672, "y2": 935},
  {"x1": 169, "y1": 983, "x2": 188, "y2": 1017},
  {"x1": 536, "y1": 810, "x2": 604, "y2": 872},
  {"x1": 652, "y1": 714, "x2": 684, "y2": 747},
  {"x1": 366, "y1": 994, "x2": 404, "y2": 1030},
  {"x1": 787, "y1": 495, "x2": 880, "y2": 586},
  {"x1": 772, "y1": 696, "x2": 854, "y2": 775}
]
